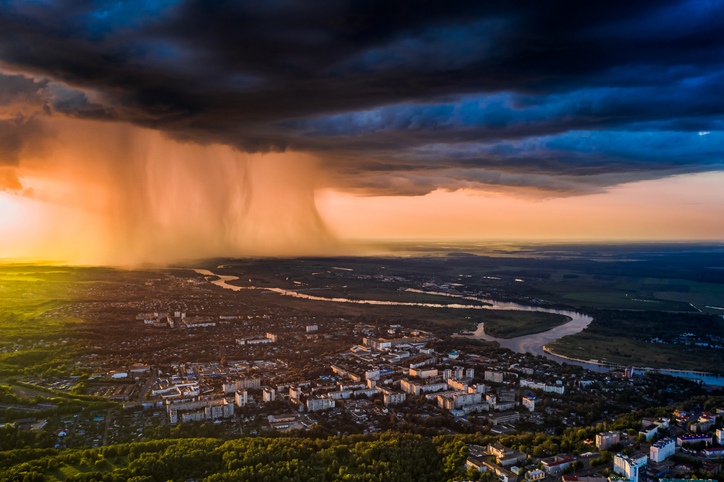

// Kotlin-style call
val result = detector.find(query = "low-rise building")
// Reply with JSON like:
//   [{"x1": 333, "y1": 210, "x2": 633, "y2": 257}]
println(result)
[
  {"x1": 129, "y1": 364, "x2": 150, "y2": 374},
  {"x1": 562, "y1": 477, "x2": 607, "y2": 482},
  {"x1": 700, "y1": 447, "x2": 724, "y2": 459},
  {"x1": 639, "y1": 424, "x2": 658, "y2": 441},
  {"x1": 494, "y1": 401, "x2": 516, "y2": 411},
  {"x1": 527, "y1": 469, "x2": 545, "y2": 480},
  {"x1": 672, "y1": 410, "x2": 689, "y2": 422},
  {"x1": 542, "y1": 456, "x2": 575, "y2": 475},
  {"x1": 488, "y1": 443, "x2": 526, "y2": 466},
  {"x1": 489, "y1": 443, "x2": 512, "y2": 459},
  {"x1": 522, "y1": 395, "x2": 536, "y2": 412},
  {"x1": 466, "y1": 456, "x2": 487, "y2": 473},
  {"x1": 481, "y1": 460, "x2": 520, "y2": 482},
  {"x1": 270, "y1": 420, "x2": 304, "y2": 431},
  {"x1": 661, "y1": 479, "x2": 715, "y2": 482},
  {"x1": 236, "y1": 337, "x2": 273, "y2": 345},
  {"x1": 182, "y1": 317, "x2": 216, "y2": 328},
  {"x1": 677, "y1": 434, "x2": 712, "y2": 446},
  {"x1": 488, "y1": 411, "x2": 519, "y2": 426},
  {"x1": 642, "y1": 416, "x2": 667, "y2": 428}
]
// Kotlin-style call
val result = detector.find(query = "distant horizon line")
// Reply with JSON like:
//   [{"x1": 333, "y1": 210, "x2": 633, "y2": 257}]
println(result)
[{"x1": 1, "y1": 238, "x2": 723, "y2": 268}]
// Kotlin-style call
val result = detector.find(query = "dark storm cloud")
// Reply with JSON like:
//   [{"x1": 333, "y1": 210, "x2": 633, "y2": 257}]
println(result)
[
  {"x1": 0, "y1": 72, "x2": 47, "y2": 106},
  {"x1": 1, "y1": 0, "x2": 723, "y2": 194}
]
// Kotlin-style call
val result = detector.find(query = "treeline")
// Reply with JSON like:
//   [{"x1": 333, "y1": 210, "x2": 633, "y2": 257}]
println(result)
[
  {"x1": 0, "y1": 425, "x2": 56, "y2": 452},
  {"x1": 2, "y1": 395, "x2": 723, "y2": 482},
  {"x1": 0, "y1": 434, "x2": 469, "y2": 482},
  {"x1": 581, "y1": 309, "x2": 724, "y2": 340},
  {"x1": 0, "y1": 337, "x2": 84, "y2": 378},
  {"x1": 9, "y1": 381, "x2": 109, "y2": 403},
  {"x1": 0, "y1": 385, "x2": 114, "y2": 424}
]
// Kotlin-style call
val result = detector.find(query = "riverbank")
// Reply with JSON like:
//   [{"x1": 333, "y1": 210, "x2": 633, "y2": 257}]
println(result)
[
  {"x1": 544, "y1": 308, "x2": 724, "y2": 374},
  {"x1": 542, "y1": 345, "x2": 615, "y2": 368},
  {"x1": 543, "y1": 345, "x2": 724, "y2": 386},
  {"x1": 481, "y1": 312, "x2": 572, "y2": 339},
  {"x1": 194, "y1": 269, "x2": 591, "y2": 317}
]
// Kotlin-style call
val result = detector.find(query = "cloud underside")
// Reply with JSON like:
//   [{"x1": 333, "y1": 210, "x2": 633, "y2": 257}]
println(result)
[{"x1": 1, "y1": 0, "x2": 724, "y2": 195}]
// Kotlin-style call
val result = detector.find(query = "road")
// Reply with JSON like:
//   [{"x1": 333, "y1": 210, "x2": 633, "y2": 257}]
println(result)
[
  {"x1": 102, "y1": 408, "x2": 112, "y2": 446},
  {"x1": 569, "y1": 462, "x2": 613, "y2": 478},
  {"x1": 136, "y1": 370, "x2": 158, "y2": 403}
]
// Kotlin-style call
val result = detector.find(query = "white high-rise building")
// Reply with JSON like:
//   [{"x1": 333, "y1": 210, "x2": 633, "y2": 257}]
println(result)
[
  {"x1": 263, "y1": 388, "x2": 276, "y2": 402},
  {"x1": 235, "y1": 390, "x2": 248, "y2": 407},
  {"x1": 650, "y1": 438, "x2": 675, "y2": 463},
  {"x1": 306, "y1": 397, "x2": 335, "y2": 412},
  {"x1": 614, "y1": 453, "x2": 647, "y2": 482},
  {"x1": 596, "y1": 431, "x2": 620, "y2": 451},
  {"x1": 485, "y1": 371, "x2": 504, "y2": 383},
  {"x1": 289, "y1": 386, "x2": 303, "y2": 400}
]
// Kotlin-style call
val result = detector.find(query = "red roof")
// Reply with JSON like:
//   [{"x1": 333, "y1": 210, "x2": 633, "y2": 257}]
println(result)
[{"x1": 545, "y1": 457, "x2": 575, "y2": 467}]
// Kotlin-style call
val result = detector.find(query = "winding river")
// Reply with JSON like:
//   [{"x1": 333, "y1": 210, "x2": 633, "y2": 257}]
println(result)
[
  {"x1": 193, "y1": 268, "x2": 724, "y2": 385},
  {"x1": 193, "y1": 268, "x2": 593, "y2": 359}
]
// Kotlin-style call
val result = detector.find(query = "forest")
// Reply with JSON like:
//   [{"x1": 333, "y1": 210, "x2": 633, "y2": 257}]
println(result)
[
  {"x1": 2, "y1": 395, "x2": 722, "y2": 482},
  {"x1": 0, "y1": 433, "x2": 469, "y2": 482},
  {"x1": 548, "y1": 309, "x2": 724, "y2": 372}
]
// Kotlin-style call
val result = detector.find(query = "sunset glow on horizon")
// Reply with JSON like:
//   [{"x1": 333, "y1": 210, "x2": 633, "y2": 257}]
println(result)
[
  {"x1": 318, "y1": 172, "x2": 724, "y2": 242},
  {"x1": 1, "y1": 1, "x2": 723, "y2": 263},
  {"x1": 0, "y1": 118, "x2": 721, "y2": 264}
]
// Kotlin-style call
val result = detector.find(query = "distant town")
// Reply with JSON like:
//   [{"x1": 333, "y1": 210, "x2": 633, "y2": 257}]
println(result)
[
  {"x1": 6, "y1": 309, "x2": 724, "y2": 482},
  {"x1": 1, "y1": 252, "x2": 724, "y2": 482}
]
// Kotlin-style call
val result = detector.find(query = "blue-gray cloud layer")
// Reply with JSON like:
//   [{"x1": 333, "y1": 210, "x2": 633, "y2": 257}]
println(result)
[{"x1": 1, "y1": 0, "x2": 723, "y2": 194}]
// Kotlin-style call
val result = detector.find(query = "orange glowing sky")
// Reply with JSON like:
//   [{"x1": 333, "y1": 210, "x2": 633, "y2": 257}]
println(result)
[
  {"x1": 2, "y1": 1, "x2": 724, "y2": 263},
  {"x1": 317, "y1": 172, "x2": 724, "y2": 241},
  {"x1": 0, "y1": 118, "x2": 722, "y2": 265}
]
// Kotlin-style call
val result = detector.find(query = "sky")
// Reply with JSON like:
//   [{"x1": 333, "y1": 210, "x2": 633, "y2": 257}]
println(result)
[{"x1": 0, "y1": 0, "x2": 723, "y2": 262}]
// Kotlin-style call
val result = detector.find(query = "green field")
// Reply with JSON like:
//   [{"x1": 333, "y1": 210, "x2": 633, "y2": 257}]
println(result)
[
  {"x1": 205, "y1": 246, "x2": 724, "y2": 314},
  {"x1": 45, "y1": 457, "x2": 129, "y2": 481},
  {"x1": 481, "y1": 310, "x2": 571, "y2": 338},
  {"x1": 547, "y1": 309, "x2": 724, "y2": 372}
]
